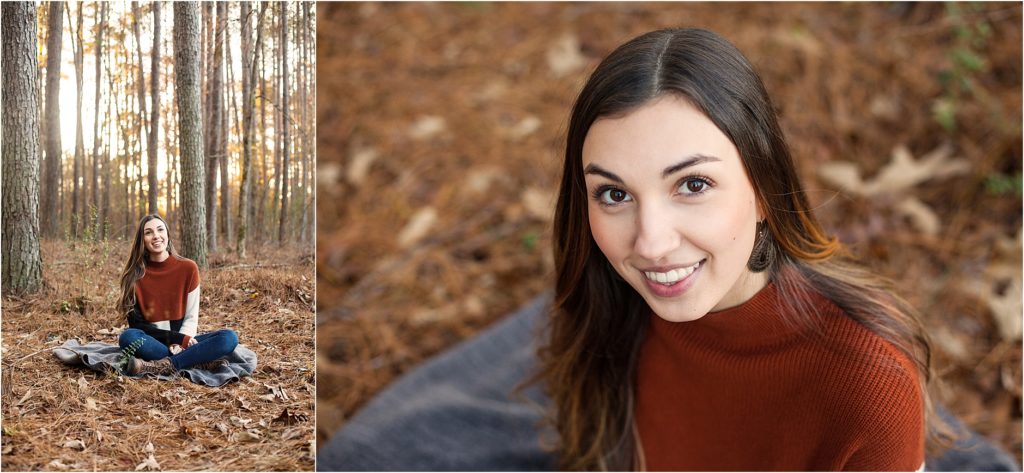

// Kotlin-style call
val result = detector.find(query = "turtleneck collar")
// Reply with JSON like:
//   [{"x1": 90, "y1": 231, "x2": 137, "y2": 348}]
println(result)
[{"x1": 649, "y1": 282, "x2": 818, "y2": 351}]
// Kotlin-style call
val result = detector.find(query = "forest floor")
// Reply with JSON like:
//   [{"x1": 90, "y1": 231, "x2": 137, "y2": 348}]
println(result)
[
  {"x1": 315, "y1": 2, "x2": 1023, "y2": 465},
  {"x1": 1, "y1": 240, "x2": 315, "y2": 471}
]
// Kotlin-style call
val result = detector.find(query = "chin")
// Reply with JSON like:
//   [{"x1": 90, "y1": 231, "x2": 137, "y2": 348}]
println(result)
[{"x1": 647, "y1": 301, "x2": 710, "y2": 323}]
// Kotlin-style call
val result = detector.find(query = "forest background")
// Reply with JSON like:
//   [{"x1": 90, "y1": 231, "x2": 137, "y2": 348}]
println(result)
[
  {"x1": 2, "y1": 1, "x2": 316, "y2": 471},
  {"x1": 315, "y1": 1, "x2": 1023, "y2": 465}
]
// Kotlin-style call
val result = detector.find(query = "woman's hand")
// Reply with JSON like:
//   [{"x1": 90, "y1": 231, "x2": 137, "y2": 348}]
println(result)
[
  {"x1": 169, "y1": 344, "x2": 184, "y2": 355},
  {"x1": 187, "y1": 337, "x2": 199, "y2": 347}
]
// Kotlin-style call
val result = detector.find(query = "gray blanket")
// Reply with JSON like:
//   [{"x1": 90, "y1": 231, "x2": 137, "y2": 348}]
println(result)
[{"x1": 53, "y1": 339, "x2": 257, "y2": 387}]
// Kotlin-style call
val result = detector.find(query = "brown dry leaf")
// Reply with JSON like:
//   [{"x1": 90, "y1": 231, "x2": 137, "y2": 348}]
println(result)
[
  {"x1": 408, "y1": 115, "x2": 446, "y2": 140},
  {"x1": 230, "y1": 430, "x2": 263, "y2": 443},
  {"x1": 504, "y1": 116, "x2": 541, "y2": 141},
  {"x1": 818, "y1": 143, "x2": 970, "y2": 197},
  {"x1": 522, "y1": 187, "x2": 555, "y2": 222},
  {"x1": 215, "y1": 423, "x2": 229, "y2": 435},
  {"x1": 61, "y1": 439, "x2": 85, "y2": 450},
  {"x1": 48, "y1": 459, "x2": 71, "y2": 470},
  {"x1": 84, "y1": 397, "x2": 98, "y2": 411},
  {"x1": 547, "y1": 33, "x2": 586, "y2": 78},
  {"x1": 280, "y1": 427, "x2": 303, "y2": 441},
  {"x1": 272, "y1": 407, "x2": 310, "y2": 425},
  {"x1": 347, "y1": 148, "x2": 380, "y2": 186},
  {"x1": 2, "y1": 444, "x2": 13, "y2": 455},
  {"x1": 76, "y1": 375, "x2": 89, "y2": 391},
  {"x1": 318, "y1": 162, "x2": 342, "y2": 188},
  {"x1": 135, "y1": 454, "x2": 161, "y2": 471},
  {"x1": 894, "y1": 196, "x2": 941, "y2": 237},
  {"x1": 144, "y1": 442, "x2": 155, "y2": 454},
  {"x1": 17, "y1": 388, "x2": 33, "y2": 406},
  {"x1": 397, "y1": 207, "x2": 438, "y2": 248},
  {"x1": 236, "y1": 396, "x2": 253, "y2": 411}
]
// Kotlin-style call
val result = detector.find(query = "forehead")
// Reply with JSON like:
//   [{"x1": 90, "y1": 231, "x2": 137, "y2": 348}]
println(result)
[
  {"x1": 143, "y1": 219, "x2": 165, "y2": 231},
  {"x1": 581, "y1": 95, "x2": 740, "y2": 172}
]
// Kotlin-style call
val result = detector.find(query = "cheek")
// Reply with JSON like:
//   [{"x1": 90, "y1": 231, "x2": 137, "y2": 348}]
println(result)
[{"x1": 588, "y1": 205, "x2": 628, "y2": 262}]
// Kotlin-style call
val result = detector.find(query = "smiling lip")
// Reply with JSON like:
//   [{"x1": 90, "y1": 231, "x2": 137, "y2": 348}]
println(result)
[{"x1": 640, "y1": 260, "x2": 704, "y2": 298}]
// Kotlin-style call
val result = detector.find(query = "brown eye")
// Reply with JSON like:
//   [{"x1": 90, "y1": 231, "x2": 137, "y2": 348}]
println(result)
[
  {"x1": 597, "y1": 188, "x2": 633, "y2": 205},
  {"x1": 680, "y1": 178, "x2": 709, "y2": 195}
]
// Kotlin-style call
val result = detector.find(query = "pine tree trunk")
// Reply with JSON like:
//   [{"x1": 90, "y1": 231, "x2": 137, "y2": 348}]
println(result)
[
  {"x1": 278, "y1": 1, "x2": 289, "y2": 245},
  {"x1": 148, "y1": 2, "x2": 161, "y2": 214},
  {"x1": 2, "y1": 2, "x2": 44, "y2": 295},
  {"x1": 205, "y1": 2, "x2": 224, "y2": 253},
  {"x1": 42, "y1": 1, "x2": 64, "y2": 238},
  {"x1": 221, "y1": 3, "x2": 234, "y2": 244},
  {"x1": 91, "y1": 2, "x2": 106, "y2": 238},
  {"x1": 174, "y1": 1, "x2": 207, "y2": 268},
  {"x1": 72, "y1": 3, "x2": 84, "y2": 238}
]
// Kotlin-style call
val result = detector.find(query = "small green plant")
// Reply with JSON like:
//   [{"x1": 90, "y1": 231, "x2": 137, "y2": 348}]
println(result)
[
  {"x1": 932, "y1": 2, "x2": 993, "y2": 132},
  {"x1": 984, "y1": 172, "x2": 1023, "y2": 196},
  {"x1": 116, "y1": 337, "x2": 145, "y2": 374}
]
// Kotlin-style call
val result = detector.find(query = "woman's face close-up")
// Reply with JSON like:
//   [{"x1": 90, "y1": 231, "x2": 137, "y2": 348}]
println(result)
[
  {"x1": 143, "y1": 219, "x2": 169, "y2": 258},
  {"x1": 583, "y1": 94, "x2": 768, "y2": 322}
]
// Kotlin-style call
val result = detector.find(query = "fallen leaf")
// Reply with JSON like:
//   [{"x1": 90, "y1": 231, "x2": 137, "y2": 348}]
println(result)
[
  {"x1": 522, "y1": 187, "x2": 555, "y2": 222},
  {"x1": 272, "y1": 407, "x2": 310, "y2": 425},
  {"x1": 236, "y1": 396, "x2": 252, "y2": 411},
  {"x1": 318, "y1": 162, "x2": 342, "y2": 188},
  {"x1": 48, "y1": 459, "x2": 71, "y2": 470},
  {"x1": 135, "y1": 454, "x2": 160, "y2": 471},
  {"x1": 16, "y1": 388, "x2": 33, "y2": 406},
  {"x1": 504, "y1": 116, "x2": 541, "y2": 141},
  {"x1": 61, "y1": 439, "x2": 85, "y2": 450},
  {"x1": 215, "y1": 423, "x2": 229, "y2": 435},
  {"x1": 408, "y1": 115, "x2": 446, "y2": 140},
  {"x1": 229, "y1": 430, "x2": 262, "y2": 443},
  {"x1": 76, "y1": 375, "x2": 89, "y2": 391},
  {"x1": 346, "y1": 148, "x2": 380, "y2": 186},
  {"x1": 144, "y1": 442, "x2": 154, "y2": 453},
  {"x1": 2, "y1": 445, "x2": 12, "y2": 454},
  {"x1": 818, "y1": 144, "x2": 970, "y2": 197},
  {"x1": 258, "y1": 393, "x2": 277, "y2": 402},
  {"x1": 84, "y1": 397, "x2": 98, "y2": 411},
  {"x1": 547, "y1": 33, "x2": 586, "y2": 78},
  {"x1": 894, "y1": 196, "x2": 941, "y2": 237},
  {"x1": 397, "y1": 207, "x2": 437, "y2": 248},
  {"x1": 280, "y1": 427, "x2": 303, "y2": 440}
]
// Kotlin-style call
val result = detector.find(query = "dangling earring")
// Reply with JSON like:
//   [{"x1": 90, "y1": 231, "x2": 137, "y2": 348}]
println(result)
[{"x1": 747, "y1": 220, "x2": 775, "y2": 273}]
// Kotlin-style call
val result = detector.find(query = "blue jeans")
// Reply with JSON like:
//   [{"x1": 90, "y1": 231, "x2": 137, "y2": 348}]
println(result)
[{"x1": 118, "y1": 328, "x2": 239, "y2": 370}]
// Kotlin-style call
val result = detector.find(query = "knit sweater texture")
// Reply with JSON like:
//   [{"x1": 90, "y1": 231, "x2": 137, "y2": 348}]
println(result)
[
  {"x1": 635, "y1": 282, "x2": 925, "y2": 471},
  {"x1": 130, "y1": 255, "x2": 200, "y2": 347}
]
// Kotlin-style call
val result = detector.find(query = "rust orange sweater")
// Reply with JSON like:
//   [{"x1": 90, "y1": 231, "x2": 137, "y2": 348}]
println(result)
[{"x1": 635, "y1": 282, "x2": 925, "y2": 471}]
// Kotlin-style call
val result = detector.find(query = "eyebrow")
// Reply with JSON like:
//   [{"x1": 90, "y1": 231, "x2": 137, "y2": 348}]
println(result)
[{"x1": 584, "y1": 154, "x2": 721, "y2": 182}]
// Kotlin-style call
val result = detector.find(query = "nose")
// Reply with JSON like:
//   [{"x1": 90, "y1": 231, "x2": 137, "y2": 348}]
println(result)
[{"x1": 633, "y1": 201, "x2": 679, "y2": 261}]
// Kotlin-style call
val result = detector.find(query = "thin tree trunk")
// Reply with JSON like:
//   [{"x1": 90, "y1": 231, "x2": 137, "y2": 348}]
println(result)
[
  {"x1": 70, "y1": 3, "x2": 84, "y2": 238},
  {"x1": 91, "y1": 2, "x2": 106, "y2": 238},
  {"x1": 220, "y1": 1, "x2": 233, "y2": 246},
  {"x1": 205, "y1": 2, "x2": 224, "y2": 253},
  {"x1": 2, "y1": 2, "x2": 44, "y2": 294},
  {"x1": 237, "y1": 1, "x2": 265, "y2": 259},
  {"x1": 148, "y1": 2, "x2": 161, "y2": 214},
  {"x1": 257, "y1": 12, "x2": 268, "y2": 243},
  {"x1": 131, "y1": 1, "x2": 149, "y2": 218},
  {"x1": 174, "y1": 1, "x2": 207, "y2": 268},
  {"x1": 42, "y1": 1, "x2": 64, "y2": 238},
  {"x1": 278, "y1": 1, "x2": 289, "y2": 244}
]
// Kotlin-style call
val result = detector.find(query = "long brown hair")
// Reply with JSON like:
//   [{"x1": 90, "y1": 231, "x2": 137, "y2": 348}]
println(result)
[
  {"x1": 537, "y1": 28, "x2": 952, "y2": 470},
  {"x1": 117, "y1": 214, "x2": 179, "y2": 316}
]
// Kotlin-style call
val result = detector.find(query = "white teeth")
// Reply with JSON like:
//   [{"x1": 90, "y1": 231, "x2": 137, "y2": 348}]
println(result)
[{"x1": 644, "y1": 262, "x2": 701, "y2": 285}]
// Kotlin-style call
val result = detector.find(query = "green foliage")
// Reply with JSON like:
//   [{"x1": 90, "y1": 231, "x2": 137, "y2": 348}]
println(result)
[
  {"x1": 984, "y1": 172, "x2": 1023, "y2": 196},
  {"x1": 522, "y1": 232, "x2": 538, "y2": 251},
  {"x1": 116, "y1": 337, "x2": 146, "y2": 374},
  {"x1": 932, "y1": 2, "x2": 993, "y2": 132}
]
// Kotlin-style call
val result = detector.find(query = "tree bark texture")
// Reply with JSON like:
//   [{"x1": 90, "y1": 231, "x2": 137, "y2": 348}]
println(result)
[
  {"x1": 278, "y1": 1, "x2": 289, "y2": 244},
  {"x1": 42, "y1": 1, "x2": 64, "y2": 238},
  {"x1": 205, "y1": 2, "x2": 224, "y2": 253},
  {"x1": 2, "y1": 1, "x2": 44, "y2": 294},
  {"x1": 91, "y1": 2, "x2": 106, "y2": 238},
  {"x1": 72, "y1": 3, "x2": 85, "y2": 237},
  {"x1": 148, "y1": 2, "x2": 161, "y2": 215},
  {"x1": 174, "y1": 2, "x2": 207, "y2": 268}
]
